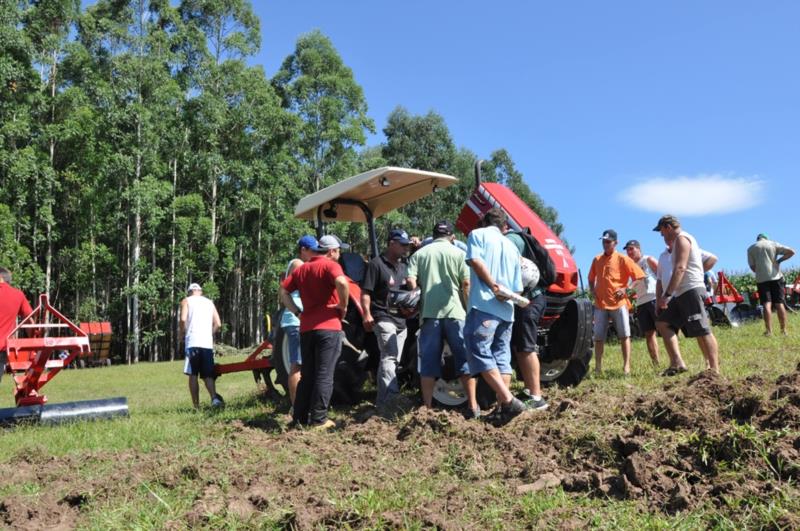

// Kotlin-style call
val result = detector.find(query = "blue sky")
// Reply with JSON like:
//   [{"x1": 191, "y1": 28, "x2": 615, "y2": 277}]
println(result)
[{"x1": 255, "y1": 1, "x2": 798, "y2": 278}]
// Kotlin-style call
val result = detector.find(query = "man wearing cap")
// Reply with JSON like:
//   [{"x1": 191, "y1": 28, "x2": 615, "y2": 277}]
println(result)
[
  {"x1": 180, "y1": 282, "x2": 223, "y2": 408},
  {"x1": 464, "y1": 208, "x2": 527, "y2": 424},
  {"x1": 279, "y1": 235, "x2": 318, "y2": 407},
  {"x1": 747, "y1": 233, "x2": 795, "y2": 336},
  {"x1": 280, "y1": 235, "x2": 349, "y2": 429},
  {"x1": 0, "y1": 267, "x2": 32, "y2": 384},
  {"x1": 623, "y1": 240, "x2": 661, "y2": 368},
  {"x1": 406, "y1": 221, "x2": 478, "y2": 417},
  {"x1": 588, "y1": 229, "x2": 645, "y2": 376},
  {"x1": 653, "y1": 215, "x2": 720, "y2": 374},
  {"x1": 362, "y1": 228, "x2": 412, "y2": 412}
]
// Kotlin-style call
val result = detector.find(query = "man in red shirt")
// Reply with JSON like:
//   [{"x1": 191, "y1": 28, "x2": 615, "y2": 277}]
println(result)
[
  {"x1": 279, "y1": 235, "x2": 349, "y2": 429},
  {"x1": 0, "y1": 267, "x2": 33, "y2": 383}
]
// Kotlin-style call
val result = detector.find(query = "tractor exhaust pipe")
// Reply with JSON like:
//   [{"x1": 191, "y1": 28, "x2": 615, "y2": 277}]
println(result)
[
  {"x1": 474, "y1": 159, "x2": 484, "y2": 188},
  {"x1": 0, "y1": 397, "x2": 129, "y2": 427}
]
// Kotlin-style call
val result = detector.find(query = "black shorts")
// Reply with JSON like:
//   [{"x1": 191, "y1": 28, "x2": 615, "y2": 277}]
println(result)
[
  {"x1": 656, "y1": 288, "x2": 711, "y2": 338},
  {"x1": 183, "y1": 347, "x2": 216, "y2": 379},
  {"x1": 512, "y1": 293, "x2": 546, "y2": 353},
  {"x1": 757, "y1": 279, "x2": 785, "y2": 305},
  {"x1": 635, "y1": 300, "x2": 658, "y2": 333}
]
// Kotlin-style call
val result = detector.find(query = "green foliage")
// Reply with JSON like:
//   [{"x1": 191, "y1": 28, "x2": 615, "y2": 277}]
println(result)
[{"x1": 0, "y1": 2, "x2": 569, "y2": 361}]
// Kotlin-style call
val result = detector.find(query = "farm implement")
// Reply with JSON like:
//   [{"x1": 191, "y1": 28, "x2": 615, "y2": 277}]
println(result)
[{"x1": 0, "y1": 294, "x2": 128, "y2": 426}]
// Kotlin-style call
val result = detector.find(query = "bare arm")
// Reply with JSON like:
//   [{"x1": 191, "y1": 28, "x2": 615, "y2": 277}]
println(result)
[
  {"x1": 212, "y1": 306, "x2": 221, "y2": 334},
  {"x1": 179, "y1": 298, "x2": 188, "y2": 338},
  {"x1": 646, "y1": 256, "x2": 659, "y2": 274},
  {"x1": 334, "y1": 276, "x2": 349, "y2": 317},
  {"x1": 460, "y1": 278, "x2": 470, "y2": 309},
  {"x1": 406, "y1": 276, "x2": 417, "y2": 290},
  {"x1": 665, "y1": 235, "x2": 690, "y2": 295},
  {"x1": 778, "y1": 247, "x2": 795, "y2": 264},
  {"x1": 279, "y1": 286, "x2": 301, "y2": 316},
  {"x1": 466, "y1": 257, "x2": 499, "y2": 293}
]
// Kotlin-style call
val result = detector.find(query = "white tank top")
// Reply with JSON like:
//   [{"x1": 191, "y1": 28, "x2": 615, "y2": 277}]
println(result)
[
  {"x1": 633, "y1": 256, "x2": 657, "y2": 304},
  {"x1": 185, "y1": 295, "x2": 216, "y2": 349},
  {"x1": 675, "y1": 231, "x2": 705, "y2": 296}
]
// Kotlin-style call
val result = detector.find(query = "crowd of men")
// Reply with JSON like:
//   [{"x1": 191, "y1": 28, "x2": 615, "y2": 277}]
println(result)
[{"x1": 0, "y1": 211, "x2": 795, "y2": 427}]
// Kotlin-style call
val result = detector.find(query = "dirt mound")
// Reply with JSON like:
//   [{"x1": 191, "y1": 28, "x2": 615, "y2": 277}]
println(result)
[{"x1": 1, "y1": 365, "x2": 799, "y2": 527}]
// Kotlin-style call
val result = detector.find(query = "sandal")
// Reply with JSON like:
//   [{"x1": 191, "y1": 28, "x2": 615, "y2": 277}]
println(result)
[{"x1": 661, "y1": 366, "x2": 688, "y2": 377}]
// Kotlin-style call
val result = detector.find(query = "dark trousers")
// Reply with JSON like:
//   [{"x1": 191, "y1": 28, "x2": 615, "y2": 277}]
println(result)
[{"x1": 293, "y1": 330, "x2": 342, "y2": 425}]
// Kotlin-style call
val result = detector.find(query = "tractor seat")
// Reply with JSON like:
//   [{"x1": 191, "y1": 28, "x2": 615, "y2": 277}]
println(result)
[{"x1": 339, "y1": 252, "x2": 366, "y2": 284}]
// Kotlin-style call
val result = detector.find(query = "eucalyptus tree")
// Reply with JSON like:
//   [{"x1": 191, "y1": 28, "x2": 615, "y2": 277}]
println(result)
[
  {"x1": 22, "y1": 0, "x2": 80, "y2": 295},
  {"x1": 272, "y1": 30, "x2": 375, "y2": 195},
  {"x1": 381, "y1": 107, "x2": 464, "y2": 236},
  {"x1": 77, "y1": 0, "x2": 184, "y2": 363},
  {"x1": 179, "y1": 0, "x2": 260, "y2": 284},
  {"x1": 0, "y1": 0, "x2": 45, "y2": 292}
]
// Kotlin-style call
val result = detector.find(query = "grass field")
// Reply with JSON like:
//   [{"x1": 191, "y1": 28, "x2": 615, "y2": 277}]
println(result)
[{"x1": 0, "y1": 312, "x2": 799, "y2": 529}]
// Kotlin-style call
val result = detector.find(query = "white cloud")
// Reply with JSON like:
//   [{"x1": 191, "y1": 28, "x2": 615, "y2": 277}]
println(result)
[{"x1": 618, "y1": 174, "x2": 765, "y2": 216}]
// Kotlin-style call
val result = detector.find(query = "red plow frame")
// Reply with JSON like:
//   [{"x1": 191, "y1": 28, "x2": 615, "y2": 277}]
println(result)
[{"x1": 6, "y1": 293, "x2": 91, "y2": 407}]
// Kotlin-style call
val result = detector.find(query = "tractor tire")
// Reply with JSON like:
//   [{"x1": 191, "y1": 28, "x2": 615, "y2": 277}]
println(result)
[
  {"x1": 540, "y1": 297, "x2": 594, "y2": 388},
  {"x1": 270, "y1": 326, "x2": 291, "y2": 396},
  {"x1": 332, "y1": 343, "x2": 368, "y2": 405},
  {"x1": 707, "y1": 305, "x2": 731, "y2": 327}
]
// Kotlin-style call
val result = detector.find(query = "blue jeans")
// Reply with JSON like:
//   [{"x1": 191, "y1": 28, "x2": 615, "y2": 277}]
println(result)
[
  {"x1": 417, "y1": 318, "x2": 469, "y2": 378},
  {"x1": 464, "y1": 309, "x2": 513, "y2": 375},
  {"x1": 284, "y1": 325, "x2": 301, "y2": 365}
]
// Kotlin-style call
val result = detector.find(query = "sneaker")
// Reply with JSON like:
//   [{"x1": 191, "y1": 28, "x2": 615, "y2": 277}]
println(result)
[
  {"x1": 498, "y1": 397, "x2": 526, "y2": 425},
  {"x1": 464, "y1": 407, "x2": 481, "y2": 420},
  {"x1": 312, "y1": 419, "x2": 336, "y2": 431},
  {"x1": 661, "y1": 366, "x2": 688, "y2": 377},
  {"x1": 211, "y1": 396, "x2": 224, "y2": 408},
  {"x1": 517, "y1": 389, "x2": 549, "y2": 411}
]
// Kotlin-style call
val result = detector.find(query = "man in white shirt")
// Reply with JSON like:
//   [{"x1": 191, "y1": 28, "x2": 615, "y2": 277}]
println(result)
[
  {"x1": 180, "y1": 283, "x2": 222, "y2": 408},
  {"x1": 623, "y1": 240, "x2": 660, "y2": 368}
]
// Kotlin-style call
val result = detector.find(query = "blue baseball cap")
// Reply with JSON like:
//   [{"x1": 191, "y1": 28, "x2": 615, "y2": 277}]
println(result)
[
  {"x1": 298, "y1": 235, "x2": 318, "y2": 250},
  {"x1": 389, "y1": 229, "x2": 411, "y2": 245}
]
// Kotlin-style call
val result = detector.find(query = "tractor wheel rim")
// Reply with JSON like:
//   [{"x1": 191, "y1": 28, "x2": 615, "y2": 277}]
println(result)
[{"x1": 432, "y1": 378, "x2": 467, "y2": 407}]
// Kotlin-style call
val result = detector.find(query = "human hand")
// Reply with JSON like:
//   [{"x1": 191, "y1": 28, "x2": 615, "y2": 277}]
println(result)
[{"x1": 363, "y1": 314, "x2": 375, "y2": 332}]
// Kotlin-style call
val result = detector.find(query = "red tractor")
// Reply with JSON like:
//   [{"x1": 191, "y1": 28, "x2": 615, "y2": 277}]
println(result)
[{"x1": 269, "y1": 163, "x2": 593, "y2": 407}]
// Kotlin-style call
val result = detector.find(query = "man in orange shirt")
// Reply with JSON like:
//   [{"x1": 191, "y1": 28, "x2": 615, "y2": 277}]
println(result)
[{"x1": 588, "y1": 230, "x2": 645, "y2": 376}]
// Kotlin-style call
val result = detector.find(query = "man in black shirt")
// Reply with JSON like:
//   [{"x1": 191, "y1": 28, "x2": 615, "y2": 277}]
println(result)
[{"x1": 362, "y1": 229, "x2": 412, "y2": 411}]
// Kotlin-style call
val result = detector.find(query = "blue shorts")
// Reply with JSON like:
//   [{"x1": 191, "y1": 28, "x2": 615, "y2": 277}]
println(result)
[
  {"x1": 464, "y1": 308, "x2": 513, "y2": 375},
  {"x1": 183, "y1": 347, "x2": 215, "y2": 379},
  {"x1": 284, "y1": 325, "x2": 302, "y2": 365},
  {"x1": 417, "y1": 318, "x2": 469, "y2": 378}
]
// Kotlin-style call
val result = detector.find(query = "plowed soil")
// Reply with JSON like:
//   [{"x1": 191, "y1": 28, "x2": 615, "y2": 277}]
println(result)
[{"x1": 2, "y1": 364, "x2": 800, "y2": 529}]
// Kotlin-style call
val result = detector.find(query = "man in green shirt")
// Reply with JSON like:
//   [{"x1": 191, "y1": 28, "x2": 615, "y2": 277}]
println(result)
[
  {"x1": 747, "y1": 233, "x2": 795, "y2": 336},
  {"x1": 407, "y1": 221, "x2": 478, "y2": 417}
]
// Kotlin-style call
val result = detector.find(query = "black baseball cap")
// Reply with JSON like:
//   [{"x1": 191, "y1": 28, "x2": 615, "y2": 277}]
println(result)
[
  {"x1": 432, "y1": 220, "x2": 454, "y2": 236},
  {"x1": 389, "y1": 229, "x2": 411, "y2": 245},
  {"x1": 623, "y1": 239, "x2": 640, "y2": 250},
  {"x1": 600, "y1": 229, "x2": 617, "y2": 241}
]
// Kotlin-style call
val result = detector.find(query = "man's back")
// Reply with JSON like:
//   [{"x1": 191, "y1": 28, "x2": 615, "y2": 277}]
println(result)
[
  {"x1": 466, "y1": 226, "x2": 522, "y2": 322},
  {"x1": 748, "y1": 239, "x2": 787, "y2": 283},
  {"x1": 184, "y1": 295, "x2": 216, "y2": 349},
  {"x1": 408, "y1": 239, "x2": 468, "y2": 320},
  {"x1": 284, "y1": 256, "x2": 344, "y2": 332}
]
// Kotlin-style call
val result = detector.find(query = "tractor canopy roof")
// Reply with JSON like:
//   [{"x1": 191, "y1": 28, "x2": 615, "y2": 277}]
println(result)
[{"x1": 294, "y1": 167, "x2": 458, "y2": 223}]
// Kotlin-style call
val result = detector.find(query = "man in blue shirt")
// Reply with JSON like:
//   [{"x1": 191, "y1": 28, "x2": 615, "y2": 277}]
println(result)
[{"x1": 464, "y1": 208, "x2": 526, "y2": 424}]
